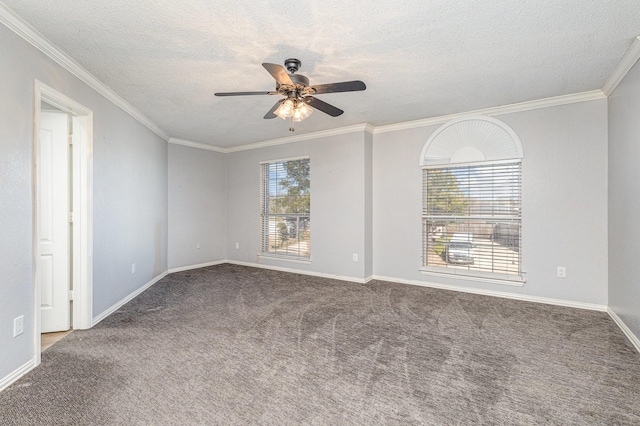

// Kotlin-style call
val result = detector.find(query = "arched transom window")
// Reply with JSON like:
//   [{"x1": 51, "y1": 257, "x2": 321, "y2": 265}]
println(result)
[{"x1": 420, "y1": 115, "x2": 524, "y2": 284}]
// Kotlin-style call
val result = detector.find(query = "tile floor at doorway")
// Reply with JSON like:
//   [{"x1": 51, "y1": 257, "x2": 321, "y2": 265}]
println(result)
[{"x1": 41, "y1": 330, "x2": 72, "y2": 352}]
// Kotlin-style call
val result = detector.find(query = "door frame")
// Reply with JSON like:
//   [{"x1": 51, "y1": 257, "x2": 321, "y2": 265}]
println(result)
[{"x1": 33, "y1": 80, "x2": 93, "y2": 365}]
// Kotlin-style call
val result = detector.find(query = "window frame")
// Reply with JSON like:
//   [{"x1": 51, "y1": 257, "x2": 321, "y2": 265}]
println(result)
[
  {"x1": 259, "y1": 156, "x2": 311, "y2": 261},
  {"x1": 420, "y1": 158, "x2": 524, "y2": 285}
]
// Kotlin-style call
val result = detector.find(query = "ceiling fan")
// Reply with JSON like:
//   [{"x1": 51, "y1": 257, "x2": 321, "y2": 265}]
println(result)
[{"x1": 214, "y1": 58, "x2": 366, "y2": 131}]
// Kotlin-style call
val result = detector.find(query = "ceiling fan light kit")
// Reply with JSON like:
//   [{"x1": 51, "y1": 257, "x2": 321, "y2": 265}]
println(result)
[
  {"x1": 274, "y1": 98, "x2": 313, "y2": 131},
  {"x1": 215, "y1": 58, "x2": 366, "y2": 132},
  {"x1": 293, "y1": 101, "x2": 313, "y2": 121}
]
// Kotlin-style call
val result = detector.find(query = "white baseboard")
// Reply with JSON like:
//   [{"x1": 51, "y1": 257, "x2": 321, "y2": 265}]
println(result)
[
  {"x1": 91, "y1": 271, "x2": 169, "y2": 326},
  {"x1": 178, "y1": 262, "x2": 606, "y2": 312},
  {"x1": 168, "y1": 260, "x2": 226, "y2": 274},
  {"x1": 370, "y1": 275, "x2": 608, "y2": 312},
  {"x1": 1, "y1": 264, "x2": 628, "y2": 395},
  {"x1": 0, "y1": 359, "x2": 36, "y2": 392},
  {"x1": 225, "y1": 259, "x2": 369, "y2": 284},
  {"x1": 607, "y1": 308, "x2": 640, "y2": 353}
]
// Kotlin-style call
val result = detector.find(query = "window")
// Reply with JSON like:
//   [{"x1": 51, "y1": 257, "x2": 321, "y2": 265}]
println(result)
[
  {"x1": 422, "y1": 160, "x2": 522, "y2": 281},
  {"x1": 260, "y1": 157, "x2": 310, "y2": 258}
]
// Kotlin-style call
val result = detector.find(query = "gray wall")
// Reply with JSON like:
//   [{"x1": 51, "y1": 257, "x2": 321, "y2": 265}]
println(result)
[
  {"x1": 373, "y1": 100, "x2": 609, "y2": 305},
  {"x1": 225, "y1": 131, "x2": 371, "y2": 281},
  {"x1": 0, "y1": 24, "x2": 168, "y2": 380},
  {"x1": 168, "y1": 144, "x2": 226, "y2": 269},
  {"x1": 608, "y1": 59, "x2": 640, "y2": 339},
  {"x1": 92, "y1": 110, "x2": 168, "y2": 316},
  {"x1": 364, "y1": 131, "x2": 373, "y2": 279}
]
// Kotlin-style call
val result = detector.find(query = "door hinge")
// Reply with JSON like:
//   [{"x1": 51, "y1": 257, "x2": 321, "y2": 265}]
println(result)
[
  {"x1": 68, "y1": 134, "x2": 73, "y2": 145},
  {"x1": 69, "y1": 212, "x2": 74, "y2": 223},
  {"x1": 69, "y1": 290, "x2": 74, "y2": 301}
]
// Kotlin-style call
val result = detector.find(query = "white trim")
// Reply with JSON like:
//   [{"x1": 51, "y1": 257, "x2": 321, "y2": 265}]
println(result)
[
  {"x1": 226, "y1": 260, "x2": 368, "y2": 283},
  {"x1": 363, "y1": 123, "x2": 375, "y2": 134},
  {"x1": 0, "y1": 359, "x2": 36, "y2": 392},
  {"x1": 607, "y1": 308, "x2": 640, "y2": 354},
  {"x1": 371, "y1": 275, "x2": 607, "y2": 311},
  {"x1": 32, "y1": 85, "x2": 42, "y2": 366},
  {"x1": 169, "y1": 138, "x2": 226, "y2": 153},
  {"x1": 374, "y1": 91, "x2": 606, "y2": 135},
  {"x1": 422, "y1": 157, "x2": 522, "y2": 170},
  {"x1": 259, "y1": 155, "x2": 310, "y2": 165},
  {"x1": 85, "y1": 89, "x2": 604, "y2": 154},
  {"x1": 225, "y1": 123, "x2": 372, "y2": 153},
  {"x1": 91, "y1": 271, "x2": 168, "y2": 326},
  {"x1": 33, "y1": 82, "x2": 94, "y2": 367},
  {"x1": 166, "y1": 261, "x2": 605, "y2": 311},
  {"x1": 602, "y1": 36, "x2": 640, "y2": 96},
  {"x1": 419, "y1": 269, "x2": 525, "y2": 287},
  {"x1": 257, "y1": 254, "x2": 312, "y2": 264},
  {"x1": 131, "y1": 89, "x2": 605, "y2": 152},
  {"x1": 70, "y1": 110, "x2": 94, "y2": 331},
  {"x1": 168, "y1": 260, "x2": 226, "y2": 274},
  {"x1": 0, "y1": 3, "x2": 169, "y2": 141},
  {"x1": 166, "y1": 124, "x2": 373, "y2": 154}
]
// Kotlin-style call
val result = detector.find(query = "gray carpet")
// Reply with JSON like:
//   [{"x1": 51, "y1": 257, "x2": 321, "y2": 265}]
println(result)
[{"x1": 1, "y1": 264, "x2": 640, "y2": 425}]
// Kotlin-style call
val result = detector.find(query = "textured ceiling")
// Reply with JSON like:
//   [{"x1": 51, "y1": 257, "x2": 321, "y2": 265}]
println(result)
[{"x1": 4, "y1": 1, "x2": 640, "y2": 147}]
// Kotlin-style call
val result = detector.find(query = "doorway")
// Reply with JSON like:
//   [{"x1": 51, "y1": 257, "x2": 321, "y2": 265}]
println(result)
[
  {"x1": 34, "y1": 81, "x2": 93, "y2": 364},
  {"x1": 39, "y1": 106, "x2": 71, "y2": 342}
]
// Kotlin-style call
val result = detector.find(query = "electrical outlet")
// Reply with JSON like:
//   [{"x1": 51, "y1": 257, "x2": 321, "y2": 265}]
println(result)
[
  {"x1": 557, "y1": 266, "x2": 566, "y2": 278},
  {"x1": 196, "y1": 242, "x2": 201, "y2": 249},
  {"x1": 13, "y1": 316, "x2": 24, "y2": 337},
  {"x1": 235, "y1": 242, "x2": 239, "y2": 249},
  {"x1": 352, "y1": 253, "x2": 358, "y2": 262},
  {"x1": 131, "y1": 263, "x2": 136, "y2": 275}
]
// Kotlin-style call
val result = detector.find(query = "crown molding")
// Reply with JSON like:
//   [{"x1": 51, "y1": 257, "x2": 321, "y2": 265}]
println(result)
[
  {"x1": 363, "y1": 123, "x2": 375, "y2": 134},
  {"x1": 602, "y1": 36, "x2": 640, "y2": 96},
  {"x1": 373, "y1": 90, "x2": 606, "y2": 134},
  {"x1": 0, "y1": 2, "x2": 170, "y2": 141},
  {"x1": 169, "y1": 138, "x2": 226, "y2": 153},
  {"x1": 168, "y1": 123, "x2": 374, "y2": 153},
  {"x1": 171, "y1": 91, "x2": 604, "y2": 153},
  {"x1": 170, "y1": 88, "x2": 604, "y2": 152},
  {"x1": 224, "y1": 123, "x2": 373, "y2": 153},
  {"x1": 2, "y1": 1, "x2": 630, "y2": 150}
]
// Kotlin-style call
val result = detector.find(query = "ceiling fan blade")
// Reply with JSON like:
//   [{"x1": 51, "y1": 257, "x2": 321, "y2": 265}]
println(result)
[
  {"x1": 264, "y1": 100, "x2": 283, "y2": 119},
  {"x1": 262, "y1": 63, "x2": 294, "y2": 86},
  {"x1": 304, "y1": 80, "x2": 366, "y2": 95},
  {"x1": 214, "y1": 91, "x2": 277, "y2": 96},
  {"x1": 303, "y1": 96, "x2": 344, "y2": 117}
]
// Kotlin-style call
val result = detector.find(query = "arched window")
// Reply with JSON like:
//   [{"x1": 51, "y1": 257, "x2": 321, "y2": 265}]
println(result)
[{"x1": 420, "y1": 115, "x2": 524, "y2": 284}]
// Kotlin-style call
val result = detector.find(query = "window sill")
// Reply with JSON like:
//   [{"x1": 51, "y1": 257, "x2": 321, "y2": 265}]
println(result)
[
  {"x1": 258, "y1": 254, "x2": 312, "y2": 264},
  {"x1": 419, "y1": 268, "x2": 525, "y2": 287}
]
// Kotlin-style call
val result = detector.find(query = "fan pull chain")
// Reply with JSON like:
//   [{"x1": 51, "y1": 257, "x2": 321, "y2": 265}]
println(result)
[{"x1": 289, "y1": 116, "x2": 295, "y2": 132}]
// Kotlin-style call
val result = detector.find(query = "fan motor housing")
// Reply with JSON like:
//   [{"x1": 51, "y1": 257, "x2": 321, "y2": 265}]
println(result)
[
  {"x1": 276, "y1": 73, "x2": 309, "y2": 95},
  {"x1": 289, "y1": 74, "x2": 309, "y2": 87}
]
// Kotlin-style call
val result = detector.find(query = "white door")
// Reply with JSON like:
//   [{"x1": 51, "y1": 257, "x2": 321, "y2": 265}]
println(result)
[{"x1": 39, "y1": 111, "x2": 71, "y2": 333}]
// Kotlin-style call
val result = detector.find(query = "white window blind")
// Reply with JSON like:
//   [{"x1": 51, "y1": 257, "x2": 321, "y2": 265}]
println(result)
[
  {"x1": 422, "y1": 160, "x2": 522, "y2": 279},
  {"x1": 260, "y1": 158, "x2": 310, "y2": 258}
]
